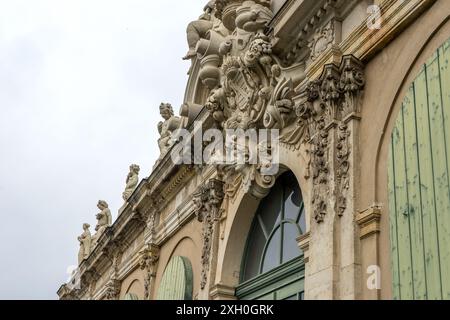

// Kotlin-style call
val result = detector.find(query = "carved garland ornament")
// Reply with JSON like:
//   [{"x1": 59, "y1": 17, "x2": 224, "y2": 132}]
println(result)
[
  {"x1": 193, "y1": 179, "x2": 225, "y2": 290},
  {"x1": 105, "y1": 279, "x2": 121, "y2": 300},
  {"x1": 294, "y1": 56, "x2": 365, "y2": 223},
  {"x1": 138, "y1": 243, "x2": 160, "y2": 300}
]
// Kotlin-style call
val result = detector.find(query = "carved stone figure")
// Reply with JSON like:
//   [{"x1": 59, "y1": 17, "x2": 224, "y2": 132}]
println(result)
[
  {"x1": 157, "y1": 103, "x2": 181, "y2": 158},
  {"x1": 183, "y1": 1, "x2": 216, "y2": 60},
  {"x1": 96, "y1": 200, "x2": 112, "y2": 231},
  {"x1": 91, "y1": 200, "x2": 112, "y2": 250},
  {"x1": 77, "y1": 223, "x2": 91, "y2": 264},
  {"x1": 122, "y1": 164, "x2": 140, "y2": 201},
  {"x1": 235, "y1": 0, "x2": 273, "y2": 33}
]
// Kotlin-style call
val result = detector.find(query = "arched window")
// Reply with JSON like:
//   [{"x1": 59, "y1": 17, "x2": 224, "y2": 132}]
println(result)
[{"x1": 238, "y1": 171, "x2": 306, "y2": 300}]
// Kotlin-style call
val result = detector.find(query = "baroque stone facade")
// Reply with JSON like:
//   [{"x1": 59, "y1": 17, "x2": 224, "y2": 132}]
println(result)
[{"x1": 58, "y1": 0, "x2": 450, "y2": 300}]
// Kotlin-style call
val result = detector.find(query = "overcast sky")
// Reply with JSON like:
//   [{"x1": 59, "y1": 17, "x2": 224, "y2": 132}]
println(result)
[{"x1": 0, "y1": 0, "x2": 204, "y2": 299}]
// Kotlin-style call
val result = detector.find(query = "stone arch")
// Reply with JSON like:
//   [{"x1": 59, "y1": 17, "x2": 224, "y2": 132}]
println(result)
[
  {"x1": 374, "y1": 17, "x2": 450, "y2": 204},
  {"x1": 125, "y1": 279, "x2": 143, "y2": 298},
  {"x1": 167, "y1": 236, "x2": 198, "y2": 262},
  {"x1": 215, "y1": 148, "x2": 311, "y2": 293},
  {"x1": 154, "y1": 234, "x2": 200, "y2": 299},
  {"x1": 183, "y1": 58, "x2": 210, "y2": 106}
]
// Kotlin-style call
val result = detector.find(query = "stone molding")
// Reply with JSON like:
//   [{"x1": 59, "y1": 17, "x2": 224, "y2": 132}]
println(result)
[
  {"x1": 209, "y1": 283, "x2": 237, "y2": 300},
  {"x1": 297, "y1": 232, "x2": 311, "y2": 263},
  {"x1": 356, "y1": 205, "x2": 382, "y2": 240}
]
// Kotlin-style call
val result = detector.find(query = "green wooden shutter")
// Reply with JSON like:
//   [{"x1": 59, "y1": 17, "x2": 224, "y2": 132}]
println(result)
[
  {"x1": 156, "y1": 256, "x2": 193, "y2": 300},
  {"x1": 388, "y1": 38, "x2": 450, "y2": 300}
]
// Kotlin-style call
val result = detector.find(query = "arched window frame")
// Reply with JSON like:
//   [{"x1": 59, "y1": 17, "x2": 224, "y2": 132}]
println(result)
[
  {"x1": 259, "y1": 201, "x2": 305, "y2": 274},
  {"x1": 241, "y1": 171, "x2": 306, "y2": 282}
]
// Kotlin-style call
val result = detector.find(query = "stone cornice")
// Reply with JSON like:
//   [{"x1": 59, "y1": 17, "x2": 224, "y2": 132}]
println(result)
[
  {"x1": 269, "y1": 0, "x2": 350, "y2": 65},
  {"x1": 303, "y1": 0, "x2": 436, "y2": 80},
  {"x1": 356, "y1": 205, "x2": 382, "y2": 239},
  {"x1": 270, "y1": 0, "x2": 436, "y2": 78},
  {"x1": 340, "y1": 0, "x2": 436, "y2": 61}
]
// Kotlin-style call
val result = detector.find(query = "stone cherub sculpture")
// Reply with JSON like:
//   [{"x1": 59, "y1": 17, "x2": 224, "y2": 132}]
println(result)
[
  {"x1": 77, "y1": 223, "x2": 91, "y2": 264},
  {"x1": 91, "y1": 200, "x2": 112, "y2": 249},
  {"x1": 157, "y1": 103, "x2": 181, "y2": 158},
  {"x1": 122, "y1": 164, "x2": 140, "y2": 201},
  {"x1": 183, "y1": 0, "x2": 216, "y2": 60}
]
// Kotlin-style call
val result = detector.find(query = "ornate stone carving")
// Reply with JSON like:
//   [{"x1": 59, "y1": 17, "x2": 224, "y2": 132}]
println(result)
[
  {"x1": 77, "y1": 223, "x2": 91, "y2": 265},
  {"x1": 308, "y1": 20, "x2": 335, "y2": 62},
  {"x1": 102, "y1": 249, "x2": 123, "y2": 300},
  {"x1": 82, "y1": 268, "x2": 101, "y2": 289},
  {"x1": 339, "y1": 56, "x2": 365, "y2": 117},
  {"x1": 320, "y1": 63, "x2": 342, "y2": 124},
  {"x1": 336, "y1": 122, "x2": 350, "y2": 216},
  {"x1": 215, "y1": 0, "x2": 271, "y2": 31},
  {"x1": 289, "y1": 55, "x2": 365, "y2": 223},
  {"x1": 96, "y1": 200, "x2": 112, "y2": 231},
  {"x1": 281, "y1": 0, "x2": 339, "y2": 66},
  {"x1": 91, "y1": 200, "x2": 112, "y2": 250},
  {"x1": 311, "y1": 116, "x2": 329, "y2": 223},
  {"x1": 334, "y1": 56, "x2": 364, "y2": 216},
  {"x1": 157, "y1": 103, "x2": 181, "y2": 159},
  {"x1": 194, "y1": 0, "x2": 364, "y2": 226},
  {"x1": 122, "y1": 164, "x2": 140, "y2": 201},
  {"x1": 197, "y1": 2, "x2": 299, "y2": 201},
  {"x1": 183, "y1": 1, "x2": 216, "y2": 60},
  {"x1": 138, "y1": 243, "x2": 160, "y2": 300},
  {"x1": 105, "y1": 279, "x2": 121, "y2": 300},
  {"x1": 193, "y1": 179, "x2": 225, "y2": 289},
  {"x1": 235, "y1": 0, "x2": 273, "y2": 33},
  {"x1": 58, "y1": 285, "x2": 82, "y2": 300}
]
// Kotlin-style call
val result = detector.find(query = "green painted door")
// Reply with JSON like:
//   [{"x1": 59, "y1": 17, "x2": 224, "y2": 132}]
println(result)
[
  {"x1": 156, "y1": 256, "x2": 193, "y2": 300},
  {"x1": 388, "y1": 38, "x2": 450, "y2": 300}
]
